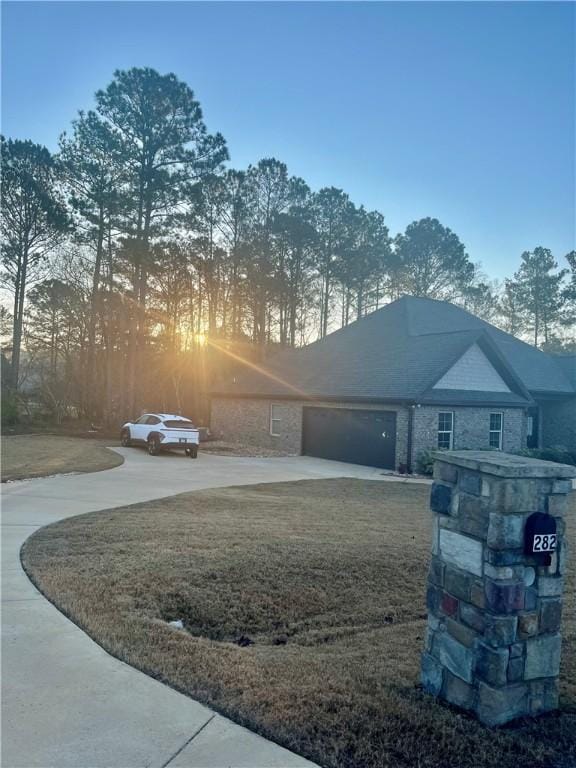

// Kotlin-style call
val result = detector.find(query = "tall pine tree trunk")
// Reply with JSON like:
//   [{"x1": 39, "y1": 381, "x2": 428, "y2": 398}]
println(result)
[
  {"x1": 85, "y1": 206, "x2": 105, "y2": 419},
  {"x1": 11, "y1": 247, "x2": 28, "y2": 390}
]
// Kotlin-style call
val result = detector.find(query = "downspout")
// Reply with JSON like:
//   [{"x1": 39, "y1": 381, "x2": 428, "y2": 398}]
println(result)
[{"x1": 407, "y1": 404, "x2": 415, "y2": 474}]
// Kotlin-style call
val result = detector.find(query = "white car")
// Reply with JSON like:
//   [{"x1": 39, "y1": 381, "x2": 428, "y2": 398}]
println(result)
[{"x1": 120, "y1": 413, "x2": 200, "y2": 458}]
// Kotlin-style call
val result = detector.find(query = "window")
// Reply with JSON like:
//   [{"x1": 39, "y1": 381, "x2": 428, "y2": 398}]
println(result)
[
  {"x1": 146, "y1": 416, "x2": 161, "y2": 425},
  {"x1": 489, "y1": 412, "x2": 503, "y2": 449},
  {"x1": 437, "y1": 412, "x2": 454, "y2": 450},
  {"x1": 270, "y1": 404, "x2": 282, "y2": 436},
  {"x1": 136, "y1": 415, "x2": 151, "y2": 424}
]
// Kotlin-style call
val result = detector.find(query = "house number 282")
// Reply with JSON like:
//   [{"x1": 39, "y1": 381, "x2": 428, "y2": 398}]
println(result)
[{"x1": 533, "y1": 534, "x2": 556, "y2": 553}]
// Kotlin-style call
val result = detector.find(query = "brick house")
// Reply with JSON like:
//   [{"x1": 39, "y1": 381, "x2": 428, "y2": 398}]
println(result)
[{"x1": 210, "y1": 296, "x2": 576, "y2": 471}]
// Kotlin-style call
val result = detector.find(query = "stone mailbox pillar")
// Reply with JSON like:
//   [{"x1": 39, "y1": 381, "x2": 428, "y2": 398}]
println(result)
[{"x1": 421, "y1": 451, "x2": 575, "y2": 726}]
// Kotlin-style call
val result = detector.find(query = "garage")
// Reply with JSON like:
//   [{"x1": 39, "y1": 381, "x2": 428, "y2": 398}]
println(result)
[{"x1": 302, "y1": 407, "x2": 396, "y2": 469}]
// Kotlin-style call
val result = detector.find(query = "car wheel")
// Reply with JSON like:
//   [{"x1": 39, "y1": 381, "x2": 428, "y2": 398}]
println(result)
[
  {"x1": 147, "y1": 436, "x2": 161, "y2": 456},
  {"x1": 189, "y1": 445, "x2": 198, "y2": 459},
  {"x1": 120, "y1": 429, "x2": 132, "y2": 447}
]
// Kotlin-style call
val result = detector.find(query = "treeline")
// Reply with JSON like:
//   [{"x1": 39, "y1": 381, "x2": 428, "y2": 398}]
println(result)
[{"x1": 1, "y1": 68, "x2": 574, "y2": 424}]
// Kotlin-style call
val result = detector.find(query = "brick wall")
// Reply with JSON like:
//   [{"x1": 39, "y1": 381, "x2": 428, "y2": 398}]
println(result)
[
  {"x1": 210, "y1": 398, "x2": 304, "y2": 453},
  {"x1": 211, "y1": 398, "x2": 528, "y2": 472},
  {"x1": 411, "y1": 406, "x2": 526, "y2": 468},
  {"x1": 210, "y1": 398, "x2": 410, "y2": 468}
]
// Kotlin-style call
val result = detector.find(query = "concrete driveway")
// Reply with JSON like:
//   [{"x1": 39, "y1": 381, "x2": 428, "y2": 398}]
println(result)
[{"x1": 2, "y1": 448, "x2": 424, "y2": 768}]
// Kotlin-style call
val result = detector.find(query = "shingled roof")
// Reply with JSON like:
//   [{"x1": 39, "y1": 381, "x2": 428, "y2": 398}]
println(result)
[{"x1": 212, "y1": 296, "x2": 575, "y2": 405}]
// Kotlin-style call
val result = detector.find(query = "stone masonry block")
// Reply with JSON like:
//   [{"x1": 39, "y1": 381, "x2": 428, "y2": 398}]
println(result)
[
  {"x1": 439, "y1": 530, "x2": 483, "y2": 576},
  {"x1": 434, "y1": 632, "x2": 474, "y2": 683},
  {"x1": 431, "y1": 482, "x2": 453, "y2": 515},
  {"x1": 518, "y1": 612, "x2": 538, "y2": 638},
  {"x1": 546, "y1": 494, "x2": 569, "y2": 517},
  {"x1": 477, "y1": 681, "x2": 529, "y2": 726},
  {"x1": 426, "y1": 583, "x2": 442, "y2": 614},
  {"x1": 470, "y1": 580, "x2": 486, "y2": 609},
  {"x1": 485, "y1": 615, "x2": 518, "y2": 647},
  {"x1": 537, "y1": 577, "x2": 564, "y2": 597},
  {"x1": 446, "y1": 618, "x2": 477, "y2": 648},
  {"x1": 429, "y1": 557, "x2": 445, "y2": 587},
  {"x1": 524, "y1": 587, "x2": 538, "y2": 611},
  {"x1": 458, "y1": 494, "x2": 489, "y2": 539},
  {"x1": 421, "y1": 652, "x2": 443, "y2": 696},
  {"x1": 442, "y1": 669, "x2": 476, "y2": 711},
  {"x1": 435, "y1": 461, "x2": 458, "y2": 484},
  {"x1": 484, "y1": 563, "x2": 515, "y2": 581},
  {"x1": 487, "y1": 513, "x2": 526, "y2": 550},
  {"x1": 539, "y1": 599, "x2": 562, "y2": 634},
  {"x1": 485, "y1": 579, "x2": 525, "y2": 614},
  {"x1": 485, "y1": 549, "x2": 525, "y2": 567},
  {"x1": 507, "y1": 656, "x2": 524, "y2": 683},
  {"x1": 510, "y1": 642, "x2": 524, "y2": 658},
  {"x1": 431, "y1": 516, "x2": 439, "y2": 556},
  {"x1": 491, "y1": 479, "x2": 547, "y2": 514},
  {"x1": 438, "y1": 516, "x2": 459, "y2": 531},
  {"x1": 524, "y1": 634, "x2": 561, "y2": 680},
  {"x1": 440, "y1": 592, "x2": 459, "y2": 618},
  {"x1": 551, "y1": 480, "x2": 573, "y2": 495},
  {"x1": 444, "y1": 567, "x2": 472, "y2": 601},
  {"x1": 450, "y1": 491, "x2": 460, "y2": 516},
  {"x1": 460, "y1": 471, "x2": 482, "y2": 496},
  {"x1": 476, "y1": 643, "x2": 509, "y2": 687},
  {"x1": 460, "y1": 602, "x2": 485, "y2": 633}
]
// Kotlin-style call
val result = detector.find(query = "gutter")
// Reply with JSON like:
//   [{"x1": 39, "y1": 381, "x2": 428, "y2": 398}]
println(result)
[{"x1": 210, "y1": 392, "x2": 418, "y2": 406}]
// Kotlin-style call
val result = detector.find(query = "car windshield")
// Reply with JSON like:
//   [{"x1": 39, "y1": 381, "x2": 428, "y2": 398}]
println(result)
[{"x1": 163, "y1": 420, "x2": 196, "y2": 429}]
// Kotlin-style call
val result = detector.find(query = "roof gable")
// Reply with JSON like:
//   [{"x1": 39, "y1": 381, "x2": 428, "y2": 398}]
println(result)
[
  {"x1": 432, "y1": 343, "x2": 511, "y2": 392},
  {"x1": 401, "y1": 297, "x2": 574, "y2": 394}
]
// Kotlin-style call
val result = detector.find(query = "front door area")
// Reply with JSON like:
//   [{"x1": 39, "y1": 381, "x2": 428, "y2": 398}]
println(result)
[{"x1": 302, "y1": 407, "x2": 397, "y2": 469}]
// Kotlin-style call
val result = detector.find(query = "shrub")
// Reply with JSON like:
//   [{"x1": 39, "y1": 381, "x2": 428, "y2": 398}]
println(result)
[
  {"x1": 416, "y1": 448, "x2": 439, "y2": 476},
  {"x1": 516, "y1": 446, "x2": 576, "y2": 467}
]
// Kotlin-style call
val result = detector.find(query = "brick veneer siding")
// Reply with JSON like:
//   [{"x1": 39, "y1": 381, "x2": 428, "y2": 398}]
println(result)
[
  {"x1": 411, "y1": 406, "x2": 526, "y2": 469},
  {"x1": 211, "y1": 399, "x2": 528, "y2": 472},
  {"x1": 210, "y1": 398, "x2": 410, "y2": 468},
  {"x1": 539, "y1": 397, "x2": 576, "y2": 451}
]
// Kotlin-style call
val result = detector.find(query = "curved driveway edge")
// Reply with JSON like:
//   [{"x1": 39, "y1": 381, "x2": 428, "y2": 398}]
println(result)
[{"x1": 2, "y1": 448, "x2": 429, "y2": 768}]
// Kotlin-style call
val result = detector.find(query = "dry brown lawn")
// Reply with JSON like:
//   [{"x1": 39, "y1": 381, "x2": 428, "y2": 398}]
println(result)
[
  {"x1": 21, "y1": 479, "x2": 576, "y2": 768},
  {"x1": 1, "y1": 435, "x2": 123, "y2": 482}
]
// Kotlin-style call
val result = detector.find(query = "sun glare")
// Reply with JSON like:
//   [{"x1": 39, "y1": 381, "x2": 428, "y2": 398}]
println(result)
[{"x1": 195, "y1": 333, "x2": 208, "y2": 347}]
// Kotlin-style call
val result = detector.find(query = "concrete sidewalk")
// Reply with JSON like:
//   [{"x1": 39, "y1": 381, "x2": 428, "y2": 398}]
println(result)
[{"x1": 1, "y1": 449, "x2": 428, "y2": 767}]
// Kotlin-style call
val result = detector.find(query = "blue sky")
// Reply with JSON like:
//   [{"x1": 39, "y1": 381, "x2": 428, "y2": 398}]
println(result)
[{"x1": 2, "y1": 1, "x2": 574, "y2": 280}]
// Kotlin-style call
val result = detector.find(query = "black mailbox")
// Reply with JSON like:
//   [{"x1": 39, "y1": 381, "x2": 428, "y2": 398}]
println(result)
[{"x1": 524, "y1": 512, "x2": 557, "y2": 566}]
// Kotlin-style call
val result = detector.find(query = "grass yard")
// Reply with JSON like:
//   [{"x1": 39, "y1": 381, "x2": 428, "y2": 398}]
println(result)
[
  {"x1": 21, "y1": 479, "x2": 576, "y2": 768},
  {"x1": 1, "y1": 435, "x2": 124, "y2": 482}
]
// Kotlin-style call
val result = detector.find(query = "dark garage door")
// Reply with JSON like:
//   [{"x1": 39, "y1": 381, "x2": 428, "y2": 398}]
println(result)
[{"x1": 302, "y1": 407, "x2": 396, "y2": 469}]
